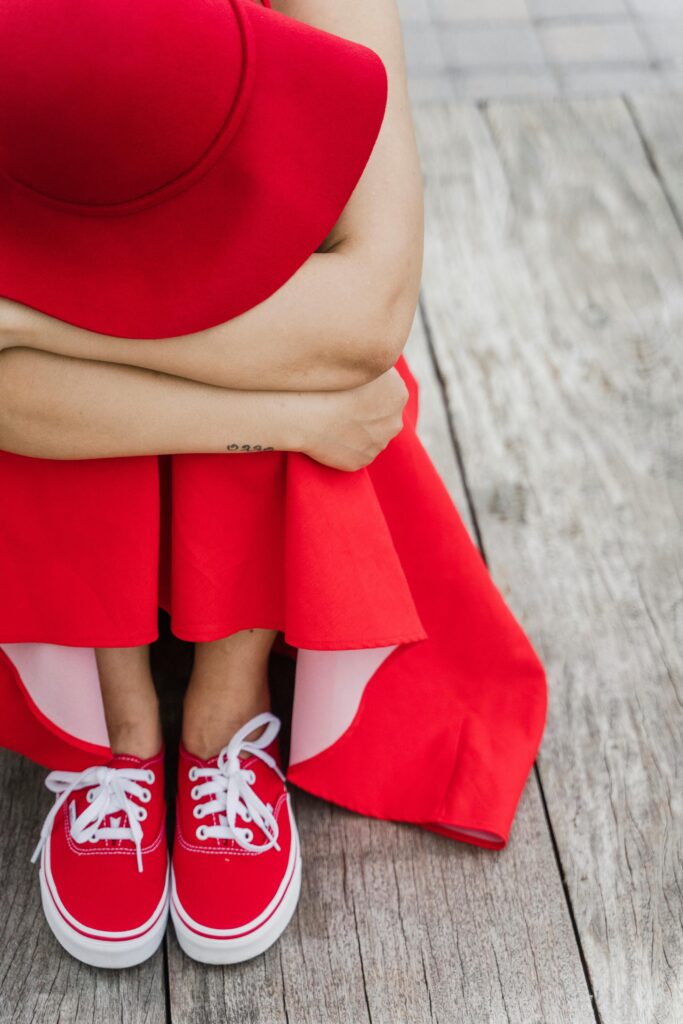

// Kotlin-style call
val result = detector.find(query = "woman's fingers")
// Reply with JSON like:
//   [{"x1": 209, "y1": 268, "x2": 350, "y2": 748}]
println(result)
[{"x1": 300, "y1": 367, "x2": 408, "y2": 471}]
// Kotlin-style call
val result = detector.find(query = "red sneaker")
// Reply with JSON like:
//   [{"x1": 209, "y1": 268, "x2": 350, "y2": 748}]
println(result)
[
  {"x1": 171, "y1": 712, "x2": 301, "y2": 964},
  {"x1": 31, "y1": 749, "x2": 169, "y2": 968}
]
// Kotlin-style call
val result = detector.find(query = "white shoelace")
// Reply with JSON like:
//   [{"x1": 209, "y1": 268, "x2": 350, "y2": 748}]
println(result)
[
  {"x1": 190, "y1": 711, "x2": 285, "y2": 854},
  {"x1": 31, "y1": 764, "x2": 154, "y2": 873}
]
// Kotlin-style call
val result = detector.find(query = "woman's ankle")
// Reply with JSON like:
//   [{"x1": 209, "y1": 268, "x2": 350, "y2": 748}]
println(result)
[
  {"x1": 107, "y1": 715, "x2": 163, "y2": 759},
  {"x1": 95, "y1": 643, "x2": 161, "y2": 758},
  {"x1": 182, "y1": 629, "x2": 277, "y2": 760},
  {"x1": 181, "y1": 681, "x2": 271, "y2": 761}
]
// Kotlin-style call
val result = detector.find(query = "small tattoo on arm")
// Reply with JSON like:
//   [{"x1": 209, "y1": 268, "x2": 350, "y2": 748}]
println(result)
[{"x1": 225, "y1": 443, "x2": 274, "y2": 452}]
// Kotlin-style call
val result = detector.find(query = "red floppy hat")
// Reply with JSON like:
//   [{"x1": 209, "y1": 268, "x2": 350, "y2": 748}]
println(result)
[{"x1": 0, "y1": 0, "x2": 387, "y2": 337}]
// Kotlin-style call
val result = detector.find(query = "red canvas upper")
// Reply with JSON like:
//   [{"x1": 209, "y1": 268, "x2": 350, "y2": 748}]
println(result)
[
  {"x1": 173, "y1": 730, "x2": 295, "y2": 934},
  {"x1": 36, "y1": 749, "x2": 168, "y2": 934}
]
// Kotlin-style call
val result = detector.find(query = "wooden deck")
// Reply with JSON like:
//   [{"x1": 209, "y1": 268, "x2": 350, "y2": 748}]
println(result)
[{"x1": 1, "y1": 95, "x2": 681, "y2": 1023}]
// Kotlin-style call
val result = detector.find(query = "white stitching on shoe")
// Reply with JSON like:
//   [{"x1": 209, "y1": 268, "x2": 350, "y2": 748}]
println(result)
[{"x1": 33, "y1": 765, "x2": 157, "y2": 872}]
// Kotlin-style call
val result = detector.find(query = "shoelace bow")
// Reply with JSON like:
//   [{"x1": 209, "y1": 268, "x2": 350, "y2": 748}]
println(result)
[
  {"x1": 191, "y1": 711, "x2": 285, "y2": 854},
  {"x1": 31, "y1": 765, "x2": 153, "y2": 873}
]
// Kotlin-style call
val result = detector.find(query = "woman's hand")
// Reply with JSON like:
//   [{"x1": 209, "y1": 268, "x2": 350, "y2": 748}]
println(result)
[
  {"x1": 0, "y1": 343, "x2": 408, "y2": 466},
  {"x1": 299, "y1": 366, "x2": 409, "y2": 472}
]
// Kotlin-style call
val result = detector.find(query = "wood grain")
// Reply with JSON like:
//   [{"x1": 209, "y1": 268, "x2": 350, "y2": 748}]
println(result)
[
  {"x1": 628, "y1": 94, "x2": 683, "y2": 230},
  {"x1": 405, "y1": 306, "x2": 475, "y2": 539},
  {"x1": 416, "y1": 97, "x2": 683, "y2": 1024}
]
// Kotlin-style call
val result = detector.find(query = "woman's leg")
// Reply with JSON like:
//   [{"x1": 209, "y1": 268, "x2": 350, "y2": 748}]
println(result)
[
  {"x1": 181, "y1": 628, "x2": 278, "y2": 759},
  {"x1": 95, "y1": 645, "x2": 163, "y2": 758}
]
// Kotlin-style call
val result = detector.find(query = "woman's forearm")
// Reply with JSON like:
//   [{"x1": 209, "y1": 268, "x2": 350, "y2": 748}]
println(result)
[
  {"x1": 0, "y1": 347, "x2": 305, "y2": 460},
  {"x1": 2, "y1": 249, "x2": 397, "y2": 394}
]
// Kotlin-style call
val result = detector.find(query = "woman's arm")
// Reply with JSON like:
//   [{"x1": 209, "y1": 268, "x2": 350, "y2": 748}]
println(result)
[
  {"x1": 280, "y1": 0, "x2": 424, "y2": 265},
  {"x1": 0, "y1": 347, "x2": 302, "y2": 460},
  {"x1": 0, "y1": 1, "x2": 422, "y2": 394},
  {"x1": 0, "y1": 347, "x2": 407, "y2": 469}
]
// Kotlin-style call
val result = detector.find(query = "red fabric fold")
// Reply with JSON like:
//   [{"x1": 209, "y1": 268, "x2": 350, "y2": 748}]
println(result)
[{"x1": 0, "y1": 356, "x2": 426, "y2": 651}]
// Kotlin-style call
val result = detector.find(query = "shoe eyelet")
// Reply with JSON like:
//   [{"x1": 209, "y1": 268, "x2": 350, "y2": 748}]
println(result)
[
  {"x1": 138, "y1": 788, "x2": 152, "y2": 803},
  {"x1": 190, "y1": 785, "x2": 201, "y2": 800},
  {"x1": 196, "y1": 826, "x2": 207, "y2": 840},
  {"x1": 146, "y1": 770, "x2": 155, "y2": 784},
  {"x1": 88, "y1": 835, "x2": 99, "y2": 844},
  {"x1": 193, "y1": 805, "x2": 204, "y2": 819},
  {"x1": 137, "y1": 807, "x2": 148, "y2": 821},
  {"x1": 242, "y1": 812, "x2": 251, "y2": 822},
  {"x1": 245, "y1": 770, "x2": 256, "y2": 784},
  {"x1": 86, "y1": 789, "x2": 96, "y2": 803},
  {"x1": 188, "y1": 767, "x2": 199, "y2": 781},
  {"x1": 243, "y1": 828, "x2": 253, "y2": 842}
]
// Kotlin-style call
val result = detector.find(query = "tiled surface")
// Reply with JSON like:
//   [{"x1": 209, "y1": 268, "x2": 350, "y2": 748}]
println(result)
[
  {"x1": 430, "y1": 0, "x2": 530, "y2": 20},
  {"x1": 527, "y1": 0, "x2": 629, "y2": 17},
  {"x1": 401, "y1": 0, "x2": 683, "y2": 100},
  {"x1": 439, "y1": 24, "x2": 547, "y2": 67},
  {"x1": 538, "y1": 22, "x2": 647, "y2": 64}
]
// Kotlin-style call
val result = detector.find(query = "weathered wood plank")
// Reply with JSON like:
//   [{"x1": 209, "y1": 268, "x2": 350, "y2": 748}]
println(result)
[
  {"x1": 628, "y1": 94, "x2": 683, "y2": 230},
  {"x1": 416, "y1": 97, "x2": 683, "y2": 1024},
  {"x1": 167, "y1": 763, "x2": 593, "y2": 1024},
  {"x1": 165, "y1": 792, "x2": 371, "y2": 1024},
  {"x1": 0, "y1": 750, "x2": 166, "y2": 1024},
  {"x1": 167, "y1": 310, "x2": 593, "y2": 1024},
  {"x1": 328, "y1": 785, "x2": 594, "y2": 1024},
  {"x1": 404, "y1": 307, "x2": 475, "y2": 539}
]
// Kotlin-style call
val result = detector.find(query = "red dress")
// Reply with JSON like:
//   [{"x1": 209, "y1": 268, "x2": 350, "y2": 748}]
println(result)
[{"x1": 0, "y1": 354, "x2": 547, "y2": 850}]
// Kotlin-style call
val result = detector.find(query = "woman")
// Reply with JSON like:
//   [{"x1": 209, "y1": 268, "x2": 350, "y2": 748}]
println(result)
[{"x1": 0, "y1": 0, "x2": 547, "y2": 970}]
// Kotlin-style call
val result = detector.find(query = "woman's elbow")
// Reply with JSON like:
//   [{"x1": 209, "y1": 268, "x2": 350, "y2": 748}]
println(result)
[{"x1": 352, "y1": 282, "x2": 420, "y2": 383}]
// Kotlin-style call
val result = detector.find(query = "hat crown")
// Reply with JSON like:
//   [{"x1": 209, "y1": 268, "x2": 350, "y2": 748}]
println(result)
[{"x1": 0, "y1": 0, "x2": 246, "y2": 207}]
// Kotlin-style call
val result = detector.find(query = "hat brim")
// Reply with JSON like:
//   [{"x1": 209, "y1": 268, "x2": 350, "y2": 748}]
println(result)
[{"x1": 0, "y1": 1, "x2": 387, "y2": 337}]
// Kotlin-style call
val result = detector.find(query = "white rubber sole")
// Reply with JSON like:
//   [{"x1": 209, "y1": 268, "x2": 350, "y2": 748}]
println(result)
[
  {"x1": 170, "y1": 825, "x2": 302, "y2": 965},
  {"x1": 39, "y1": 849, "x2": 170, "y2": 969}
]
